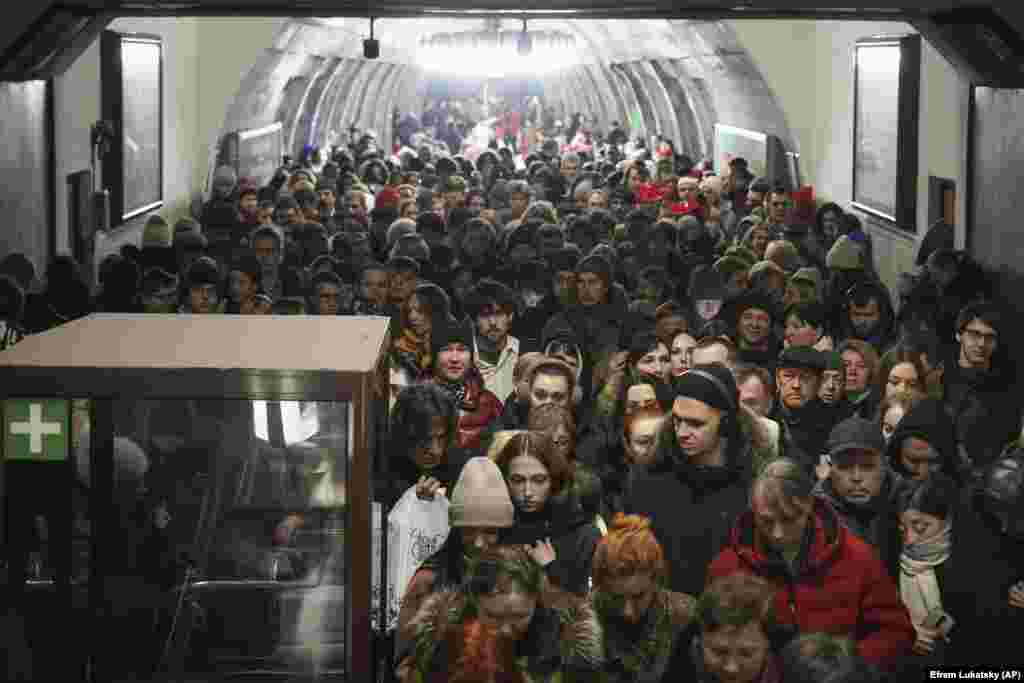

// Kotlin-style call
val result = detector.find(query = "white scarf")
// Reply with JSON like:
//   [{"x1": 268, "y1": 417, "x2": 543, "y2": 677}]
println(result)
[{"x1": 899, "y1": 522, "x2": 951, "y2": 628}]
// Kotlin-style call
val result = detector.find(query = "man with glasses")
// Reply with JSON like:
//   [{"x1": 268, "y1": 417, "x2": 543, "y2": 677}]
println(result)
[{"x1": 943, "y1": 300, "x2": 1022, "y2": 471}]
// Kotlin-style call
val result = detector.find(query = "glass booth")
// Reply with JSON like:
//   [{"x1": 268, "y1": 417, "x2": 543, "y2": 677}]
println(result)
[{"x1": 0, "y1": 314, "x2": 390, "y2": 682}]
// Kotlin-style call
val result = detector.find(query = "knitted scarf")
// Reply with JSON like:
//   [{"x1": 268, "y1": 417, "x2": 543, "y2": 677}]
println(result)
[
  {"x1": 395, "y1": 327, "x2": 432, "y2": 373},
  {"x1": 437, "y1": 379, "x2": 469, "y2": 409},
  {"x1": 899, "y1": 522, "x2": 951, "y2": 629}
]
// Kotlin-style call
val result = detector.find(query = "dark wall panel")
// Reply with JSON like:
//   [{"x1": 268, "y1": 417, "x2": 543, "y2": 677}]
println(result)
[
  {"x1": 969, "y1": 86, "x2": 1024, "y2": 385},
  {"x1": 0, "y1": 81, "x2": 51, "y2": 274}
]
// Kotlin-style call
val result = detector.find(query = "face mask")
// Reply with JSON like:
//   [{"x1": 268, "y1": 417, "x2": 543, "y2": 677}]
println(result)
[{"x1": 695, "y1": 299, "x2": 722, "y2": 320}]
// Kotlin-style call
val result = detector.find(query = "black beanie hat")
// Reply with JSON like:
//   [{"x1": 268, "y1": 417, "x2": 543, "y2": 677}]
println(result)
[
  {"x1": 547, "y1": 247, "x2": 580, "y2": 274},
  {"x1": 417, "y1": 211, "x2": 445, "y2": 235},
  {"x1": 576, "y1": 254, "x2": 613, "y2": 284},
  {"x1": 674, "y1": 363, "x2": 738, "y2": 414},
  {"x1": 507, "y1": 223, "x2": 538, "y2": 251},
  {"x1": 688, "y1": 265, "x2": 725, "y2": 300},
  {"x1": 516, "y1": 260, "x2": 550, "y2": 290},
  {"x1": 187, "y1": 256, "x2": 221, "y2": 288},
  {"x1": 231, "y1": 251, "x2": 262, "y2": 280},
  {"x1": 732, "y1": 289, "x2": 780, "y2": 323},
  {"x1": 431, "y1": 317, "x2": 475, "y2": 360}
]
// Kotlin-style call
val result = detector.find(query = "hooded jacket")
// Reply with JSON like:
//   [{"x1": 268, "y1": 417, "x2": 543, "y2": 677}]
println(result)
[
  {"x1": 883, "y1": 397, "x2": 964, "y2": 483},
  {"x1": 404, "y1": 588, "x2": 605, "y2": 683},
  {"x1": 838, "y1": 279, "x2": 896, "y2": 353},
  {"x1": 623, "y1": 414, "x2": 763, "y2": 596},
  {"x1": 707, "y1": 498, "x2": 915, "y2": 671}
]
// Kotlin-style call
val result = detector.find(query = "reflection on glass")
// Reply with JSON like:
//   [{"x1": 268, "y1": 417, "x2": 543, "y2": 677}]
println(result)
[
  {"x1": 854, "y1": 43, "x2": 901, "y2": 218},
  {"x1": 121, "y1": 38, "x2": 162, "y2": 218},
  {"x1": 94, "y1": 398, "x2": 351, "y2": 678}
]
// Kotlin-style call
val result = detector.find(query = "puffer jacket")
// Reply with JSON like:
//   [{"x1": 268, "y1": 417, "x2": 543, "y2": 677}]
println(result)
[{"x1": 707, "y1": 498, "x2": 915, "y2": 672}]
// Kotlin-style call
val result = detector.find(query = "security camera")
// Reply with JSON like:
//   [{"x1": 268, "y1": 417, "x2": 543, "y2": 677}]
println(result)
[
  {"x1": 364, "y1": 17, "x2": 380, "y2": 59},
  {"x1": 364, "y1": 38, "x2": 380, "y2": 59}
]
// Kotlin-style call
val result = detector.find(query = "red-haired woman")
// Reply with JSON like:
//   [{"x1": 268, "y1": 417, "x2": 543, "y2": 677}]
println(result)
[
  {"x1": 590, "y1": 513, "x2": 696, "y2": 682},
  {"x1": 398, "y1": 544, "x2": 604, "y2": 683}
]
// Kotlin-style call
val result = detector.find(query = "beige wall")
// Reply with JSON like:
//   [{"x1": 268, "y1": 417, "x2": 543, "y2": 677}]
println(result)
[
  {"x1": 194, "y1": 18, "x2": 290, "y2": 192},
  {"x1": 54, "y1": 17, "x2": 201, "y2": 257},
  {"x1": 729, "y1": 20, "x2": 969, "y2": 293}
]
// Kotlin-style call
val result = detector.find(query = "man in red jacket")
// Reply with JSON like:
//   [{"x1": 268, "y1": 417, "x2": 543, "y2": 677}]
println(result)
[{"x1": 706, "y1": 457, "x2": 914, "y2": 672}]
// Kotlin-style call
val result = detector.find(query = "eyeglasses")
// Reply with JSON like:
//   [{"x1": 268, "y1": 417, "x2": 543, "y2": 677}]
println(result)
[{"x1": 961, "y1": 327, "x2": 997, "y2": 345}]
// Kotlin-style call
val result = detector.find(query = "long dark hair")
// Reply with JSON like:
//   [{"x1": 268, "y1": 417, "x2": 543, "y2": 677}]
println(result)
[{"x1": 388, "y1": 383, "x2": 458, "y2": 459}]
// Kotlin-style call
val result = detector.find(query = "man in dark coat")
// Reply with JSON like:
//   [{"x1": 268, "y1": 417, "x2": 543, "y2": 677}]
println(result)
[
  {"x1": 624, "y1": 364, "x2": 763, "y2": 596},
  {"x1": 941, "y1": 300, "x2": 1021, "y2": 473},
  {"x1": 816, "y1": 417, "x2": 906, "y2": 578},
  {"x1": 769, "y1": 346, "x2": 836, "y2": 473},
  {"x1": 943, "y1": 448, "x2": 1024, "y2": 666}
]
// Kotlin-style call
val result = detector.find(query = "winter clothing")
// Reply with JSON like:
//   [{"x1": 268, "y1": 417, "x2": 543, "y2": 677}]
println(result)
[
  {"x1": 940, "y1": 491, "x2": 1024, "y2": 666},
  {"x1": 673, "y1": 364, "x2": 738, "y2": 414},
  {"x1": 826, "y1": 235, "x2": 863, "y2": 271},
  {"x1": 770, "y1": 400, "x2": 838, "y2": 474},
  {"x1": 707, "y1": 498, "x2": 915, "y2": 671},
  {"x1": 593, "y1": 589, "x2": 696, "y2": 683},
  {"x1": 941, "y1": 346, "x2": 1021, "y2": 472},
  {"x1": 449, "y1": 456, "x2": 516, "y2": 529},
  {"x1": 814, "y1": 466, "x2": 907, "y2": 579},
  {"x1": 141, "y1": 215, "x2": 173, "y2": 249},
  {"x1": 405, "y1": 588, "x2": 605, "y2": 683},
  {"x1": 429, "y1": 369, "x2": 503, "y2": 453},
  {"x1": 500, "y1": 491, "x2": 601, "y2": 595},
  {"x1": 884, "y1": 397, "x2": 963, "y2": 482},
  {"x1": 624, "y1": 416, "x2": 761, "y2": 596}
]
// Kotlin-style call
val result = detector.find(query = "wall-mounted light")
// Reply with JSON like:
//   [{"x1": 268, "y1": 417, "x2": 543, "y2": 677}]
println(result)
[{"x1": 364, "y1": 17, "x2": 380, "y2": 60}]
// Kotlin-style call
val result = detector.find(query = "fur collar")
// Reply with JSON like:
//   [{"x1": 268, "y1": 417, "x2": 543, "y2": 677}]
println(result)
[{"x1": 409, "y1": 588, "x2": 605, "y2": 677}]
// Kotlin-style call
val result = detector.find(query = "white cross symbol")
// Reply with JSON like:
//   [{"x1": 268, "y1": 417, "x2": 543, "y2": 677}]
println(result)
[{"x1": 10, "y1": 403, "x2": 62, "y2": 455}]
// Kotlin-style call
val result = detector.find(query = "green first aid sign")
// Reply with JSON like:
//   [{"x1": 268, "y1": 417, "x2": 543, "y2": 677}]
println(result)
[{"x1": 4, "y1": 399, "x2": 70, "y2": 462}]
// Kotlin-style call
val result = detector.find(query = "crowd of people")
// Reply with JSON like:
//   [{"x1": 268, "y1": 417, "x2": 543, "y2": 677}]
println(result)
[{"x1": 1, "y1": 107, "x2": 1023, "y2": 683}]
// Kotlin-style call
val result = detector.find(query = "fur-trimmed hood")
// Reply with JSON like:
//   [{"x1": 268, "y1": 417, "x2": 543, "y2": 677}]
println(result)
[{"x1": 409, "y1": 588, "x2": 605, "y2": 680}]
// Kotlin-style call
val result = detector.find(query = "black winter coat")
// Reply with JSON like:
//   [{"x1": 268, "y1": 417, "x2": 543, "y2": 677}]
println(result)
[
  {"x1": 941, "y1": 492, "x2": 1024, "y2": 667},
  {"x1": 941, "y1": 348, "x2": 1021, "y2": 472},
  {"x1": 624, "y1": 435, "x2": 756, "y2": 596},
  {"x1": 500, "y1": 493, "x2": 601, "y2": 595}
]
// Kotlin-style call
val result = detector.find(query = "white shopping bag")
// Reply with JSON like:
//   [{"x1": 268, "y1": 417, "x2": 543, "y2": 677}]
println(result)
[{"x1": 372, "y1": 486, "x2": 451, "y2": 632}]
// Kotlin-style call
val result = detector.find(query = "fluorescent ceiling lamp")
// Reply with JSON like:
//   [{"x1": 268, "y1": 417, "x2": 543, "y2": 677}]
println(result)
[{"x1": 416, "y1": 43, "x2": 578, "y2": 77}]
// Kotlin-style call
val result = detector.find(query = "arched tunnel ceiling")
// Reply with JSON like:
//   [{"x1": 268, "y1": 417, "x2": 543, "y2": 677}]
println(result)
[{"x1": 216, "y1": 16, "x2": 800, "y2": 184}]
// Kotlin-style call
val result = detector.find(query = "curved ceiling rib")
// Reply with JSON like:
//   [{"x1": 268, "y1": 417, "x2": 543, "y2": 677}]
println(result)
[{"x1": 210, "y1": 17, "x2": 797, "y2": 181}]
